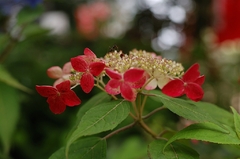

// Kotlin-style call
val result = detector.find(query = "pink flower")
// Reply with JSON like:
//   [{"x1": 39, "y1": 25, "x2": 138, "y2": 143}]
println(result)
[
  {"x1": 47, "y1": 62, "x2": 73, "y2": 87},
  {"x1": 71, "y1": 48, "x2": 105, "y2": 93},
  {"x1": 74, "y1": 2, "x2": 110, "y2": 40},
  {"x1": 36, "y1": 80, "x2": 81, "y2": 114},
  {"x1": 105, "y1": 68, "x2": 146, "y2": 101},
  {"x1": 162, "y1": 63, "x2": 205, "y2": 101}
]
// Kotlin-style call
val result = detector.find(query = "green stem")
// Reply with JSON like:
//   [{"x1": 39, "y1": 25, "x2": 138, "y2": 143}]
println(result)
[
  {"x1": 158, "y1": 127, "x2": 176, "y2": 137},
  {"x1": 137, "y1": 94, "x2": 142, "y2": 115},
  {"x1": 140, "y1": 94, "x2": 148, "y2": 117},
  {"x1": 138, "y1": 120, "x2": 158, "y2": 139},
  {"x1": 94, "y1": 83, "x2": 118, "y2": 100},
  {"x1": 131, "y1": 101, "x2": 139, "y2": 118},
  {"x1": 140, "y1": 76, "x2": 154, "y2": 91},
  {"x1": 103, "y1": 121, "x2": 137, "y2": 139},
  {"x1": 142, "y1": 106, "x2": 167, "y2": 119},
  {"x1": 129, "y1": 112, "x2": 138, "y2": 120}
]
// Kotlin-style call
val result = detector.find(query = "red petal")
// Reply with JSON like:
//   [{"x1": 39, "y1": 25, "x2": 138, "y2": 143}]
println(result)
[
  {"x1": 80, "y1": 73, "x2": 94, "y2": 93},
  {"x1": 105, "y1": 79, "x2": 121, "y2": 95},
  {"x1": 185, "y1": 83, "x2": 204, "y2": 102},
  {"x1": 84, "y1": 48, "x2": 96, "y2": 58},
  {"x1": 162, "y1": 79, "x2": 185, "y2": 97},
  {"x1": 36, "y1": 85, "x2": 57, "y2": 97},
  {"x1": 53, "y1": 78, "x2": 64, "y2": 87},
  {"x1": 105, "y1": 69, "x2": 122, "y2": 80},
  {"x1": 183, "y1": 63, "x2": 200, "y2": 82},
  {"x1": 89, "y1": 62, "x2": 105, "y2": 76},
  {"x1": 61, "y1": 91, "x2": 81, "y2": 106},
  {"x1": 123, "y1": 68, "x2": 145, "y2": 83},
  {"x1": 47, "y1": 96, "x2": 66, "y2": 114},
  {"x1": 56, "y1": 80, "x2": 71, "y2": 92},
  {"x1": 194, "y1": 75, "x2": 205, "y2": 85},
  {"x1": 120, "y1": 83, "x2": 136, "y2": 101},
  {"x1": 71, "y1": 56, "x2": 88, "y2": 72}
]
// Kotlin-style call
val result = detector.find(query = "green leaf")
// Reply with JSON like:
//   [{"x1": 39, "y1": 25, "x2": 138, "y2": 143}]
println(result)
[
  {"x1": 76, "y1": 92, "x2": 111, "y2": 119},
  {"x1": 66, "y1": 100, "x2": 131, "y2": 157},
  {"x1": 192, "y1": 102, "x2": 233, "y2": 127},
  {"x1": 49, "y1": 137, "x2": 106, "y2": 159},
  {"x1": 66, "y1": 92, "x2": 111, "y2": 140},
  {"x1": 231, "y1": 107, "x2": 240, "y2": 139},
  {"x1": 22, "y1": 24, "x2": 49, "y2": 39},
  {"x1": 0, "y1": 82, "x2": 20, "y2": 155},
  {"x1": 0, "y1": 65, "x2": 31, "y2": 93},
  {"x1": 164, "y1": 122, "x2": 240, "y2": 151},
  {"x1": 148, "y1": 139, "x2": 199, "y2": 159},
  {"x1": 149, "y1": 90, "x2": 227, "y2": 132},
  {"x1": 17, "y1": 6, "x2": 43, "y2": 25}
]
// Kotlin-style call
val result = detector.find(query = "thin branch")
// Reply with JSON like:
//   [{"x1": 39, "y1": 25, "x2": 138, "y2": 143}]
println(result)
[
  {"x1": 103, "y1": 121, "x2": 137, "y2": 139},
  {"x1": 0, "y1": 40, "x2": 16, "y2": 63},
  {"x1": 140, "y1": 76, "x2": 154, "y2": 91},
  {"x1": 142, "y1": 106, "x2": 167, "y2": 119},
  {"x1": 158, "y1": 130, "x2": 168, "y2": 137},
  {"x1": 94, "y1": 84, "x2": 118, "y2": 100},
  {"x1": 138, "y1": 120, "x2": 158, "y2": 139},
  {"x1": 129, "y1": 112, "x2": 138, "y2": 120},
  {"x1": 158, "y1": 128, "x2": 176, "y2": 137}
]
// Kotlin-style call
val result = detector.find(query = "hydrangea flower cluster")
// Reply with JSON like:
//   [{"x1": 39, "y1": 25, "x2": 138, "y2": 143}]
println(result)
[{"x1": 36, "y1": 48, "x2": 205, "y2": 114}]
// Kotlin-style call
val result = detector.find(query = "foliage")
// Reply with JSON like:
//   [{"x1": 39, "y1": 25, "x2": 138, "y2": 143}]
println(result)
[{"x1": 34, "y1": 46, "x2": 240, "y2": 159}]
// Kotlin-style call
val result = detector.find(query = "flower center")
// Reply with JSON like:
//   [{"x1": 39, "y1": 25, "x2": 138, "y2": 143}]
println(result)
[{"x1": 184, "y1": 82, "x2": 187, "y2": 87}]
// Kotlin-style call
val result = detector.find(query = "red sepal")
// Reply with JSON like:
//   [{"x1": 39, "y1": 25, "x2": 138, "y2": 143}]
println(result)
[
  {"x1": 80, "y1": 72, "x2": 94, "y2": 93},
  {"x1": 71, "y1": 56, "x2": 88, "y2": 72},
  {"x1": 123, "y1": 68, "x2": 145, "y2": 83},
  {"x1": 90, "y1": 62, "x2": 105, "y2": 76},
  {"x1": 162, "y1": 79, "x2": 184, "y2": 97},
  {"x1": 183, "y1": 63, "x2": 200, "y2": 82}
]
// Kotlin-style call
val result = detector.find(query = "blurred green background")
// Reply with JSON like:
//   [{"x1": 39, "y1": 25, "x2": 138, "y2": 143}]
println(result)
[{"x1": 0, "y1": 0, "x2": 240, "y2": 158}]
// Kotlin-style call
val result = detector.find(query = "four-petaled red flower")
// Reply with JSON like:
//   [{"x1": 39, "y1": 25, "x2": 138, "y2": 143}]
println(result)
[
  {"x1": 71, "y1": 48, "x2": 105, "y2": 93},
  {"x1": 36, "y1": 80, "x2": 81, "y2": 114},
  {"x1": 105, "y1": 68, "x2": 146, "y2": 101},
  {"x1": 162, "y1": 63, "x2": 205, "y2": 101}
]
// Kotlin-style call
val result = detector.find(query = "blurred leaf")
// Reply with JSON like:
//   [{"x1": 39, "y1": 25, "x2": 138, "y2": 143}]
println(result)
[
  {"x1": 148, "y1": 139, "x2": 199, "y2": 159},
  {"x1": 22, "y1": 24, "x2": 49, "y2": 39},
  {"x1": 0, "y1": 65, "x2": 31, "y2": 93},
  {"x1": 66, "y1": 100, "x2": 131, "y2": 157},
  {"x1": 149, "y1": 90, "x2": 227, "y2": 132},
  {"x1": 0, "y1": 82, "x2": 20, "y2": 155},
  {"x1": 231, "y1": 107, "x2": 240, "y2": 139},
  {"x1": 108, "y1": 137, "x2": 147, "y2": 159},
  {"x1": 17, "y1": 6, "x2": 43, "y2": 25},
  {"x1": 164, "y1": 123, "x2": 240, "y2": 151},
  {"x1": 0, "y1": 34, "x2": 10, "y2": 53},
  {"x1": 49, "y1": 137, "x2": 106, "y2": 159}
]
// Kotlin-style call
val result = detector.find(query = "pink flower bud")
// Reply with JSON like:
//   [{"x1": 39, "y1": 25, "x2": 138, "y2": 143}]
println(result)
[{"x1": 47, "y1": 66, "x2": 63, "y2": 79}]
